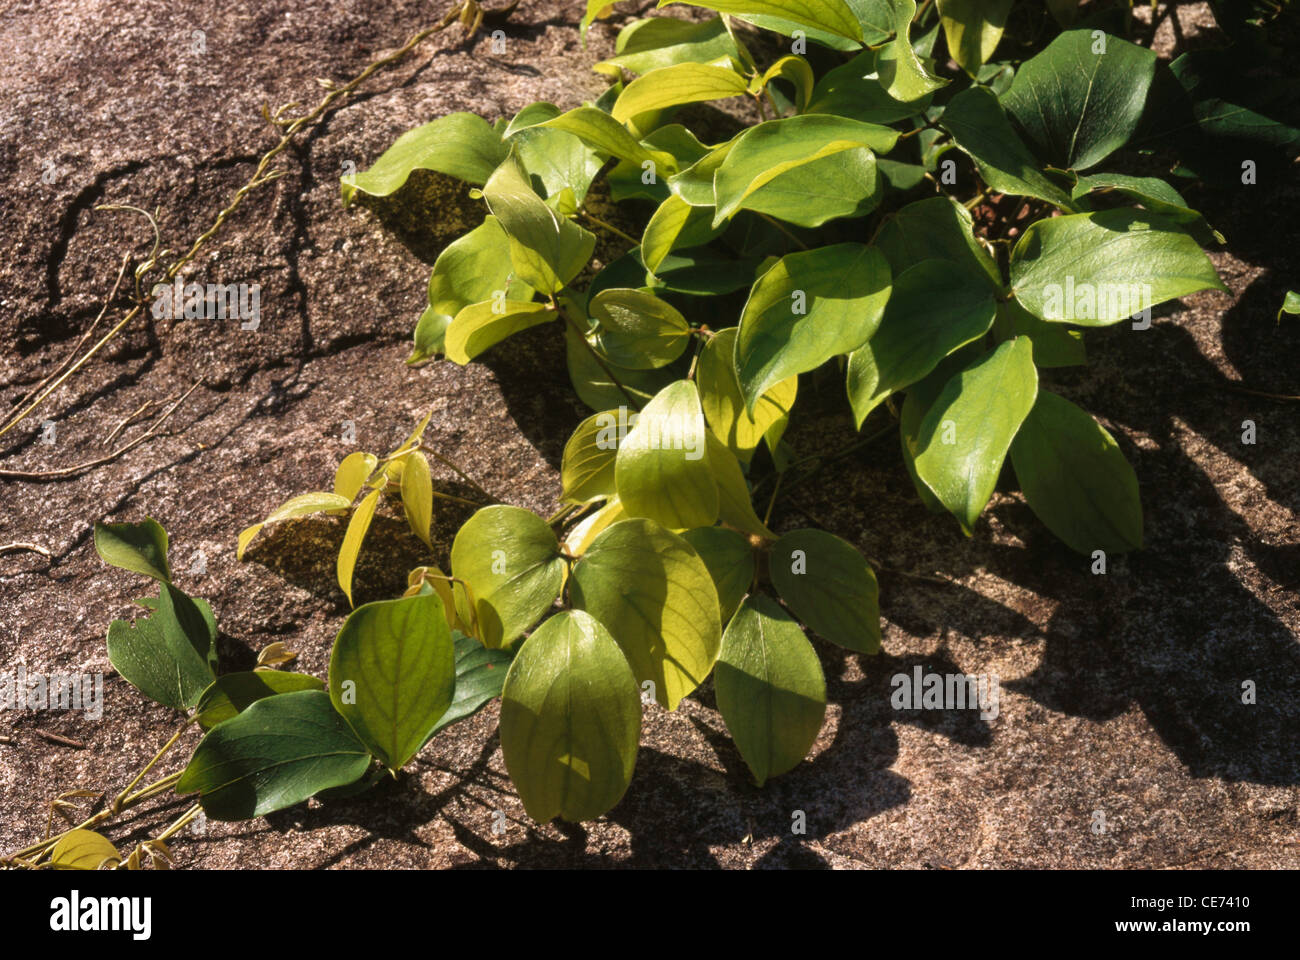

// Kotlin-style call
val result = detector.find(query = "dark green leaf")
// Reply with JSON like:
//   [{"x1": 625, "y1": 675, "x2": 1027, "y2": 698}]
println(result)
[{"x1": 177, "y1": 690, "x2": 371, "y2": 821}]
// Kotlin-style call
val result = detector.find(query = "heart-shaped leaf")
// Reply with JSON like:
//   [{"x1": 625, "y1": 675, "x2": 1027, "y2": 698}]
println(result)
[
  {"x1": 450, "y1": 505, "x2": 567, "y2": 648},
  {"x1": 94, "y1": 518, "x2": 171, "y2": 583}
]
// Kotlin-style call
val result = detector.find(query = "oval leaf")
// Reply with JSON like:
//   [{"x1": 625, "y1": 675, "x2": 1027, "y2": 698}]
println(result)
[
  {"x1": 736, "y1": 243, "x2": 890, "y2": 411},
  {"x1": 49, "y1": 830, "x2": 121, "y2": 870},
  {"x1": 615, "y1": 380, "x2": 719, "y2": 530},
  {"x1": 1009, "y1": 391, "x2": 1143, "y2": 554},
  {"x1": 1009, "y1": 209, "x2": 1226, "y2": 326},
  {"x1": 716, "y1": 594, "x2": 827, "y2": 785},
  {"x1": 449, "y1": 505, "x2": 567, "y2": 648},
  {"x1": 912, "y1": 337, "x2": 1039, "y2": 535},
  {"x1": 845, "y1": 258, "x2": 997, "y2": 426},
  {"x1": 340, "y1": 112, "x2": 507, "y2": 205},
  {"x1": 768, "y1": 528, "x2": 881, "y2": 653},
  {"x1": 238, "y1": 491, "x2": 353, "y2": 561},
  {"x1": 681, "y1": 526, "x2": 754, "y2": 623},
  {"x1": 194, "y1": 671, "x2": 325, "y2": 731},
  {"x1": 699, "y1": 327, "x2": 796, "y2": 464},
  {"x1": 562, "y1": 410, "x2": 621, "y2": 504},
  {"x1": 94, "y1": 518, "x2": 171, "y2": 583},
  {"x1": 329, "y1": 592, "x2": 456, "y2": 771},
  {"x1": 571, "y1": 518, "x2": 722, "y2": 709},
  {"x1": 588, "y1": 288, "x2": 691, "y2": 370},
  {"x1": 499, "y1": 610, "x2": 641, "y2": 822},
  {"x1": 400, "y1": 451, "x2": 434, "y2": 548}
]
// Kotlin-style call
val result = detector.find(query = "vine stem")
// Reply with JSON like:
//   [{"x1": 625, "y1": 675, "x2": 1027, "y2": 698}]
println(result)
[
  {"x1": 558, "y1": 304, "x2": 641, "y2": 410},
  {"x1": 579, "y1": 210, "x2": 639, "y2": 245},
  {"x1": 0, "y1": 2, "x2": 468, "y2": 442},
  {"x1": 757, "y1": 213, "x2": 808, "y2": 250},
  {"x1": 110, "y1": 721, "x2": 193, "y2": 814}
]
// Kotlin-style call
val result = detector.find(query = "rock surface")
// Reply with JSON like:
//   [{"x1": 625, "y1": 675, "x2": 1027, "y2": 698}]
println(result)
[{"x1": 0, "y1": 0, "x2": 1296, "y2": 869}]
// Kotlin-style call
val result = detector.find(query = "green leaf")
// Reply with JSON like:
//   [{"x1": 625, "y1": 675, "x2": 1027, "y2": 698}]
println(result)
[
  {"x1": 936, "y1": 0, "x2": 1012, "y2": 76},
  {"x1": 712, "y1": 116, "x2": 895, "y2": 227},
  {"x1": 939, "y1": 87, "x2": 1076, "y2": 208},
  {"x1": 609, "y1": 124, "x2": 712, "y2": 203},
  {"x1": 806, "y1": 49, "x2": 932, "y2": 124},
  {"x1": 912, "y1": 337, "x2": 1038, "y2": 535},
  {"x1": 49, "y1": 830, "x2": 120, "y2": 870},
  {"x1": 106, "y1": 583, "x2": 216, "y2": 710},
  {"x1": 450, "y1": 505, "x2": 567, "y2": 648},
  {"x1": 681, "y1": 526, "x2": 754, "y2": 623},
  {"x1": 899, "y1": 344, "x2": 984, "y2": 514},
  {"x1": 94, "y1": 518, "x2": 171, "y2": 583},
  {"x1": 539, "y1": 107, "x2": 676, "y2": 174},
  {"x1": 715, "y1": 594, "x2": 826, "y2": 785},
  {"x1": 760, "y1": 55, "x2": 816, "y2": 113},
  {"x1": 177, "y1": 690, "x2": 372, "y2": 821},
  {"x1": 708, "y1": 433, "x2": 776, "y2": 539},
  {"x1": 598, "y1": 16, "x2": 741, "y2": 74},
  {"x1": 878, "y1": 0, "x2": 948, "y2": 101},
  {"x1": 426, "y1": 631, "x2": 513, "y2": 741},
  {"x1": 875, "y1": 195, "x2": 1002, "y2": 291},
  {"x1": 1280, "y1": 291, "x2": 1300, "y2": 321},
  {"x1": 499, "y1": 610, "x2": 640, "y2": 822},
  {"x1": 195, "y1": 672, "x2": 325, "y2": 730},
  {"x1": 509, "y1": 124, "x2": 604, "y2": 205},
  {"x1": 482, "y1": 153, "x2": 596, "y2": 294},
  {"x1": 444, "y1": 299, "x2": 553, "y2": 365},
  {"x1": 737, "y1": 243, "x2": 891, "y2": 411},
  {"x1": 411, "y1": 216, "x2": 533, "y2": 363},
  {"x1": 659, "y1": 0, "x2": 864, "y2": 43},
  {"x1": 1070, "y1": 173, "x2": 1223, "y2": 246},
  {"x1": 566, "y1": 323, "x2": 682, "y2": 412},
  {"x1": 1010, "y1": 391, "x2": 1142, "y2": 553},
  {"x1": 992, "y1": 297, "x2": 1085, "y2": 368},
  {"x1": 238, "y1": 491, "x2": 353, "y2": 561},
  {"x1": 333, "y1": 452, "x2": 378, "y2": 502},
  {"x1": 615, "y1": 380, "x2": 719, "y2": 530},
  {"x1": 768, "y1": 528, "x2": 881, "y2": 653},
  {"x1": 328, "y1": 592, "x2": 456, "y2": 771},
  {"x1": 340, "y1": 113, "x2": 507, "y2": 205},
  {"x1": 588, "y1": 288, "x2": 691, "y2": 369},
  {"x1": 562, "y1": 410, "x2": 620, "y2": 504},
  {"x1": 564, "y1": 497, "x2": 628, "y2": 557},
  {"x1": 571, "y1": 518, "x2": 722, "y2": 709},
  {"x1": 337, "y1": 488, "x2": 380, "y2": 608},
  {"x1": 400, "y1": 450, "x2": 434, "y2": 548},
  {"x1": 1009, "y1": 209, "x2": 1226, "y2": 326},
  {"x1": 1001, "y1": 28, "x2": 1157, "y2": 171},
  {"x1": 641, "y1": 194, "x2": 724, "y2": 275},
  {"x1": 611, "y1": 61, "x2": 749, "y2": 125},
  {"x1": 699, "y1": 326, "x2": 796, "y2": 464},
  {"x1": 845, "y1": 258, "x2": 997, "y2": 426}
]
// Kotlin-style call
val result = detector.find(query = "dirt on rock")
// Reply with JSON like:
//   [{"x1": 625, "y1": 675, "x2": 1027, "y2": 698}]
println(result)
[{"x1": 0, "y1": 0, "x2": 1296, "y2": 869}]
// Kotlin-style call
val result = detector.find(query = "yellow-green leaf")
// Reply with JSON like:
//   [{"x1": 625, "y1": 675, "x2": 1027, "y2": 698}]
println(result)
[
  {"x1": 400, "y1": 451, "x2": 434, "y2": 548},
  {"x1": 49, "y1": 830, "x2": 121, "y2": 870},
  {"x1": 444, "y1": 299, "x2": 553, "y2": 365},
  {"x1": 715, "y1": 594, "x2": 826, "y2": 785},
  {"x1": 499, "y1": 609, "x2": 641, "y2": 822},
  {"x1": 571, "y1": 518, "x2": 722, "y2": 709},
  {"x1": 698, "y1": 327, "x2": 796, "y2": 464},
  {"x1": 337, "y1": 488, "x2": 381, "y2": 607},
  {"x1": 611, "y1": 61, "x2": 749, "y2": 125},
  {"x1": 333, "y1": 452, "x2": 379, "y2": 501},
  {"x1": 615, "y1": 380, "x2": 719, "y2": 530},
  {"x1": 238, "y1": 492, "x2": 353, "y2": 561}
]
